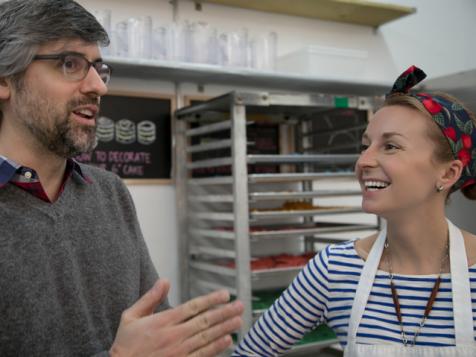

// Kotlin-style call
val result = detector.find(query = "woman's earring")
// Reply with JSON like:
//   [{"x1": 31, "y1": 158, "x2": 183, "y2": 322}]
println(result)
[{"x1": 437, "y1": 185, "x2": 444, "y2": 192}]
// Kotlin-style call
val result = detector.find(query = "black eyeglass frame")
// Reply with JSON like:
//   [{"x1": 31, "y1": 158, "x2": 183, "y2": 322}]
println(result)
[{"x1": 32, "y1": 51, "x2": 113, "y2": 85}]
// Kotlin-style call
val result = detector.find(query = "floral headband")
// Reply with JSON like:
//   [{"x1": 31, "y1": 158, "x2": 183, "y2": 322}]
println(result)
[{"x1": 387, "y1": 65, "x2": 476, "y2": 192}]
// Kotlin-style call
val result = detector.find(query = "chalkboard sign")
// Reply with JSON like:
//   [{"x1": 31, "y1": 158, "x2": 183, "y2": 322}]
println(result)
[{"x1": 74, "y1": 92, "x2": 173, "y2": 182}]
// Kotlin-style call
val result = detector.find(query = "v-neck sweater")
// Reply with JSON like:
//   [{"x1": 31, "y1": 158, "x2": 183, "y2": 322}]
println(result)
[{"x1": 0, "y1": 164, "x2": 167, "y2": 356}]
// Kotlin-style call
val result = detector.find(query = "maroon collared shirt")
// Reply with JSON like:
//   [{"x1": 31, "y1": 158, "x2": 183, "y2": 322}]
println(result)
[{"x1": 0, "y1": 156, "x2": 92, "y2": 203}]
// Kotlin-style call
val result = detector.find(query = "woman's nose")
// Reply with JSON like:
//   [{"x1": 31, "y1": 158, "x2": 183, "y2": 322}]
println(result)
[{"x1": 356, "y1": 146, "x2": 378, "y2": 170}]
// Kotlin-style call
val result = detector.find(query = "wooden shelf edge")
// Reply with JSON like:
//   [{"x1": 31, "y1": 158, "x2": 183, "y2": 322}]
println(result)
[{"x1": 201, "y1": 0, "x2": 416, "y2": 27}]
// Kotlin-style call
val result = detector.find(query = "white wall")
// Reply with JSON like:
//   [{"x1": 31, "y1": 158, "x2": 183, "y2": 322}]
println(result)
[
  {"x1": 376, "y1": 0, "x2": 476, "y2": 78},
  {"x1": 78, "y1": 0, "x2": 476, "y2": 305},
  {"x1": 127, "y1": 184, "x2": 180, "y2": 305},
  {"x1": 376, "y1": 0, "x2": 476, "y2": 232},
  {"x1": 446, "y1": 191, "x2": 476, "y2": 234}
]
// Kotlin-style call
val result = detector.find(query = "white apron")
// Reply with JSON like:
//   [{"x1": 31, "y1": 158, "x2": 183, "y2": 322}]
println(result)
[{"x1": 344, "y1": 220, "x2": 476, "y2": 356}]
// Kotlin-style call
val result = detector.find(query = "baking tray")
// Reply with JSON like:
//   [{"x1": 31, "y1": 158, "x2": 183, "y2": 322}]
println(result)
[{"x1": 250, "y1": 206, "x2": 362, "y2": 219}]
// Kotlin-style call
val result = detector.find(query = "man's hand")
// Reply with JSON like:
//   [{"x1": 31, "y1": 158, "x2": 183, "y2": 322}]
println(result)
[{"x1": 109, "y1": 279, "x2": 244, "y2": 357}]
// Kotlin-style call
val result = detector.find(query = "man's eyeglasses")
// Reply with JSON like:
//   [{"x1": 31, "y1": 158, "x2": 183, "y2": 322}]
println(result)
[{"x1": 32, "y1": 52, "x2": 112, "y2": 85}]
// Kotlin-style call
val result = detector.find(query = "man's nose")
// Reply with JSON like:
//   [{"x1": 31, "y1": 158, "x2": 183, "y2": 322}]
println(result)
[{"x1": 80, "y1": 66, "x2": 108, "y2": 97}]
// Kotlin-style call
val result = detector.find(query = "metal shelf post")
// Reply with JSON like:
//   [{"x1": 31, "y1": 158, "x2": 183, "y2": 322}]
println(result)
[{"x1": 230, "y1": 97, "x2": 253, "y2": 337}]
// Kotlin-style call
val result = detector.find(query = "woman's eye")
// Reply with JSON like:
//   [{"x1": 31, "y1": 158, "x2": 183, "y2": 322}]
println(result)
[
  {"x1": 384, "y1": 143, "x2": 399, "y2": 150},
  {"x1": 360, "y1": 144, "x2": 369, "y2": 152}
]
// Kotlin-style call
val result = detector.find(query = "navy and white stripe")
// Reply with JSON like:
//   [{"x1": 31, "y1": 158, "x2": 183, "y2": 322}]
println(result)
[{"x1": 233, "y1": 241, "x2": 476, "y2": 356}]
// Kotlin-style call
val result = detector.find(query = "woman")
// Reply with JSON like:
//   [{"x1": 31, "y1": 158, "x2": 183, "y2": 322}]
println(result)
[{"x1": 233, "y1": 66, "x2": 476, "y2": 356}]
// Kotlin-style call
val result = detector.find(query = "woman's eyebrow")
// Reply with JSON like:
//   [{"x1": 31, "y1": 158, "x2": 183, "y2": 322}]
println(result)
[
  {"x1": 362, "y1": 132, "x2": 406, "y2": 141},
  {"x1": 382, "y1": 132, "x2": 407, "y2": 139}
]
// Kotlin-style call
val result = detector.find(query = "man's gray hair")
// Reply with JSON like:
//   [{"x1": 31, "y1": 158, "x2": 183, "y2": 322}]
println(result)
[{"x1": 0, "y1": 0, "x2": 109, "y2": 79}]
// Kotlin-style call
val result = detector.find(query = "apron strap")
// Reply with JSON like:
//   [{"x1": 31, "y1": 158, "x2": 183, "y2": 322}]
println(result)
[
  {"x1": 347, "y1": 223, "x2": 387, "y2": 342},
  {"x1": 447, "y1": 219, "x2": 474, "y2": 345}
]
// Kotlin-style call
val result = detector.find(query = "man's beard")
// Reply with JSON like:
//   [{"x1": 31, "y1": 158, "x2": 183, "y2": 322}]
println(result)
[{"x1": 13, "y1": 86, "x2": 98, "y2": 158}]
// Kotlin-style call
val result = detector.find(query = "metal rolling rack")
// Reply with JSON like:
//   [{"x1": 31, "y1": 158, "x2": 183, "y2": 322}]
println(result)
[{"x1": 175, "y1": 91, "x2": 380, "y2": 352}]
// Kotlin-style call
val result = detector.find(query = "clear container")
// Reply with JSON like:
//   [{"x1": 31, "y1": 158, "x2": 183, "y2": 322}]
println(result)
[
  {"x1": 112, "y1": 21, "x2": 128, "y2": 57},
  {"x1": 190, "y1": 22, "x2": 210, "y2": 64},
  {"x1": 127, "y1": 16, "x2": 152, "y2": 59},
  {"x1": 249, "y1": 31, "x2": 277, "y2": 71},
  {"x1": 171, "y1": 22, "x2": 187, "y2": 62},
  {"x1": 151, "y1": 26, "x2": 168, "y2": 60},
  {"x1": 218, "y1": 28, "x2": 248, "y2": 68},
  {"x1": 277, "y1": 45, "x2": 368, "y2": 78},
  {"x1": 94, "y1": 9, "x2": 112, "y2": 56}
]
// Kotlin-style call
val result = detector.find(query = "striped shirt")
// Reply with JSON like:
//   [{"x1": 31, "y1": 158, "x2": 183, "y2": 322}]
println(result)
[{"x1": 233, "y1": 241, "x2": 476, "y2": 356}]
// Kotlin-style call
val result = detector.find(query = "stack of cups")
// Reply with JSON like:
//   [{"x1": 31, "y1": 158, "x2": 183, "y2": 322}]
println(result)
[
  {"x1": 128, "y1": 16, "x2": 153, "y2": 59},
  {"x1": 249, "y1": 31, "x2": 277, "y2": 70},
  {"x1": 94, "y1": 9, "x2": 278, "y2": 71},
  {"x1": 217, "y1": 28, "x2": 249, "y2": 68},
  {"x1": 94, "y1": 9, "x2": 111, "y2": 56}
]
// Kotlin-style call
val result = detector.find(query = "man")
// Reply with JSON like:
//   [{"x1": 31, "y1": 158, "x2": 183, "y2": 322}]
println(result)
[{"x1": 0, "y1": 0, "x2": 243, "y2": 356}]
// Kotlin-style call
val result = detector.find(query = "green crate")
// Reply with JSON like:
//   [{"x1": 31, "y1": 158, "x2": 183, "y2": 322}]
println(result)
[
  {"x1": 233, "y1": 290, "x2": 336, "y2": 347},
  {"x1": 252, "y1": 289, "x2": 284, "y2": 310},
  {"x1": 232, "y1": 324, "x2": 336, "y2": 346},
  {"x1": 297, "y1": 324, "x2": 337, "y2": 345}
]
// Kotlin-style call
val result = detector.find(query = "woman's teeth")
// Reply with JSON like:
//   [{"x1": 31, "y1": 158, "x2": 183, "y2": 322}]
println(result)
[{"x1": 364, "y1": 181, "x2": 390, "y2": 191}]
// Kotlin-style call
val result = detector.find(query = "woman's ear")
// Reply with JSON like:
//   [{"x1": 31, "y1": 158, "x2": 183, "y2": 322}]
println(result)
[
  {"x1": 0, "y1": 77, "x2": 11, "y2": 100},
  {"x1": 439, "y1": 159, "x2": 464, "y2": 189}
]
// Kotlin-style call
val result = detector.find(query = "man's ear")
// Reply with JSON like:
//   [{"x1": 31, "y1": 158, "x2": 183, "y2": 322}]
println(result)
[
  {"x1": 439, "y1": 160, "x2": 464, "y2": 188},
  {"x1": 0, "y1": 77, "x2": 11, "y2": 100}
]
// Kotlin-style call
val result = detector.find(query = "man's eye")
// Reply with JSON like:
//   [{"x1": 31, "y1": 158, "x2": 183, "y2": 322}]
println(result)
[
  {"x1": 360, "y1": 144, "x2": 369, "y2": 152},
  {"x1": 385, "y1": 143, "x2": 398, "y2": 150},
  {"x1": 62, "y1": 56, "x2": 82, "y2": 72}
]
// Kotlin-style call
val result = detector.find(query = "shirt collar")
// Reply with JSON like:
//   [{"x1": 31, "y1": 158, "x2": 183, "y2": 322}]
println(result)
[
  {"x1": 0, "y1": 156, "x2": 92, "y2": 187},
  {"x1": 70, "y1": 159, "x2": 93, "y2": 184},
  {"x1": 0, "y1": 156, "x2": 20, "y2": 187}
]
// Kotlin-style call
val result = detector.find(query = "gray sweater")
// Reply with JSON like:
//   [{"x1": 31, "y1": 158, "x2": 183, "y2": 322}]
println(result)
[{"x1": 0, "y1": 164, "x2": 168, "y2": 356}]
